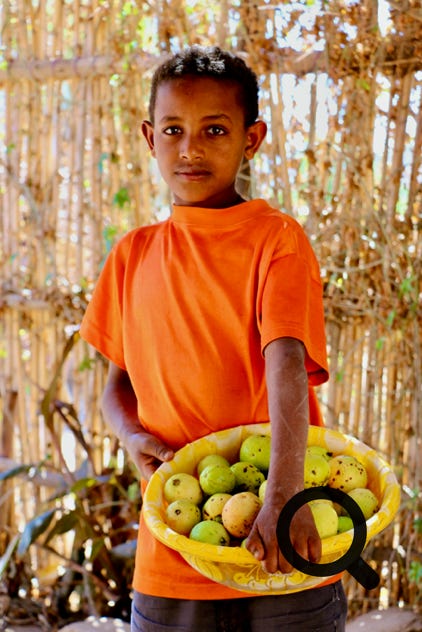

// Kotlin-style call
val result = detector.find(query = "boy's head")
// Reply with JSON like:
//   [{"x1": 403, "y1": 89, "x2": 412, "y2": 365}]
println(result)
[
  {"x1": 148, "y1": 46, "x2": 259, "y2": 128},
  {"x1": 142, "y1": 46, "x2": 267, "y2": 208}
]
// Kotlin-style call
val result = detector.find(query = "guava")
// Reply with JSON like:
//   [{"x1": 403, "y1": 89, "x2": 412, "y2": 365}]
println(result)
[
  {"x1": 258, "y1": 479, "x2": 267, "y2": 503},
  {"x1": 222, "y1": 491, "x2": 262, "y2": 538},
  {"x1": 202, "y1": 493, "x2": 232, "y2": 523},
  {"x1": 347, "y1": 487, "x2": 379, "y2": 520},
  {"x1": 199, "y1": 464, "x2": 236, "y2": 496},
  {"x1": 165, "y1": 499, "x2": 201, "y2": 534},
  {"x1": 239, "y1": 434, "x2": 271, "y2": 472},
  {"x1": 164, "y1": 472, "x2": 203, "y2": 505},
  {"x1": 304, "y1": 452, "x2": 331, "y2": 488},
  {"x1": 197, "y1": 454, "x2": 231, "y2": 476},
  {"x1": 306, "y1": 445, "x2": 332, "y2": 462},
  {"x1": 309, "y1": 499, "x2": 339, "y2": 539},
  {"x1": 230, "y1": 461, "x2": 265, "y2": 494},
  {"x1": 189, "y1": 520, "x2": 230, "y2": 546},
  {"x1": 337, "y1": 516, "x2": 354, "y2": 533},
  {"x1": 328, "y1": 455, "x2": 368, "y2": 492}
]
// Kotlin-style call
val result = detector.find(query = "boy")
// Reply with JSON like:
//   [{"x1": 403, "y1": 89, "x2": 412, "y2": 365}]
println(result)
[{"x1": 80, "y1": 46, "x2": 347, "y2": 631}]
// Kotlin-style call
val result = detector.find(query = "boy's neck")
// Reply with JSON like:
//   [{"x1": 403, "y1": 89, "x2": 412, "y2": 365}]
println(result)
[{"x1": 173, "y1": 193, "x2": 246, "y2": 209}]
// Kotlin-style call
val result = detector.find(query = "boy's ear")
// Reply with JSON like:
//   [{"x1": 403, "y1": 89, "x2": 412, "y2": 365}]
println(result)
[
  {"x1": 244, "y1": 120, "x2": 267, "y2": 160},
  {"x1": 142, "y1": 120, "x2": 156, "y2": 156}
]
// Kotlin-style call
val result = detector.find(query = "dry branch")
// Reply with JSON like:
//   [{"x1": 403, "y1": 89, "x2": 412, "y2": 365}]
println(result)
[
  {"x1": 0, "y1": 52, "x2": 158, "y2": 85},
  {"x1": 1, "y1": 37, "x2": 421, "y2": 86}
]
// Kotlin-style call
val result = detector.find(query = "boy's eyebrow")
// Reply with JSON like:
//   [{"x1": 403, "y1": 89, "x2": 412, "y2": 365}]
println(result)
[{"x1": 158, "y1": 114, "x2": 233, "y2": 124}]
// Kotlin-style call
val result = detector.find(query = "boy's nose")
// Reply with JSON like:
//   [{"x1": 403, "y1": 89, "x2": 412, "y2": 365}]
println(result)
[{"x1": 179, "y1": 134, "x2": 203, "y2": 160}]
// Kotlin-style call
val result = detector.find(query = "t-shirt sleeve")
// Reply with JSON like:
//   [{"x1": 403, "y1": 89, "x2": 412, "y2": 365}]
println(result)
[
  {"x1": 79, "y1": 237, "x2": 129, "y2": 370},
  {"x1": 259, "y1": 221, "x2": 328, "y2": 386}
]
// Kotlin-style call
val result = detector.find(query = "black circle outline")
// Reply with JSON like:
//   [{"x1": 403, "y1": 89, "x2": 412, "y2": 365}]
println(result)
[{"x1": 276, "y1": 487, "x2": 369, "y2": 577}]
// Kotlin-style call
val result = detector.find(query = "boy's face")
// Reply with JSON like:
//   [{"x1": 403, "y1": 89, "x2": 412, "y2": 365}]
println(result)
[{"x1": 142, "y1": 76, "x2": 266, "y2": 208}]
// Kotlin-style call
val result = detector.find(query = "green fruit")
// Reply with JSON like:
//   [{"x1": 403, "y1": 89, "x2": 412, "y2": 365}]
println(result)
[
  {"x1": 164, "y1": 473, "x2": 203, "y2": 505},
  {"x1": 306, "y1": 445, "x2": 332, "y2": 461},
  {"x1": 165, "y1": 499, "x2": 201, "y2": 534},
  {"x1": 347, "y1": 487, "x2": 379, "y2": 520},
  {"x1": 222, "y1": 491, "x2": 262, "y2": 538},
  {"x1": 304, "y1": 452, "x2": 331, "y2": 488},
  {"x1": 337, "y1": 516, "x2": 354, "y2": 533},
  {"x1": 328, "y1": 455, "x2": 368, "y2": 492},
  {"x1": 230, "y1": 461, "x2": 265, "y2": 494},
  {"x1": 197, "y1": 454, "x2": 230, "y2": 476},
  {"x1": 309, "y1": 500, "x2": 339, "y2": 539},
  {"x1": 239, "y1": 434, "x2": 271, "y2": 472},
  {"x1": 202, "y1": 493, "x2": 232, "y2": 523},
  {"x1": 199, "y1": 464, "x2": 236, "y2": 495},
  {"x1": 258, "y1": 479, "x2": 267, "y2": 503},
  {"x1": 189, "y1": 520, "x2": 230, "y2": 546}
]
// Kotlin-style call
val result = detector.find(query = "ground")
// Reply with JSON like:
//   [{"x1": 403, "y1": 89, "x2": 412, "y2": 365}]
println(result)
[
  {"x1": 2, "y1": 608, "x2": 422, "y2": 631},
  {"x1": 346, "y1": 607, "x2": 422, "y2": 632}
]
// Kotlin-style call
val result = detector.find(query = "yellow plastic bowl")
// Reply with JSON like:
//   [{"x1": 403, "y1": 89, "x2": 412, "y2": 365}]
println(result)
[{"x1": 143, "y1": 424, "x2": 400, "y2": 594}]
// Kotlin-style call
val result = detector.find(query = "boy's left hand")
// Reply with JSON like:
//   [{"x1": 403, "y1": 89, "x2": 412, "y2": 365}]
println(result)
[{"x1": 245, "y1": 500, "x2": 321, "y2": 574}]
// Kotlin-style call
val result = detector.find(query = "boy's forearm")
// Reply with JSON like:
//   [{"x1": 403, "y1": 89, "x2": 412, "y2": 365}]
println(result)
[
  {"x1": 264, "y1": 337, "x2": 309, "y2": 505},
  {"x1": 101, "y1": 363, "x2": 174, "y2": 478},
  {"x1": 101, "y1": 367, "x2": 143, "y2": 446}
]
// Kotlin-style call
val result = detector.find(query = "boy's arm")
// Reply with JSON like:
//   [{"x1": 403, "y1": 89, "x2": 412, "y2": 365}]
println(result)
[
  {"x1": 245, "y1": 337, "x2": 321, "y2": 574},
  {"x1": 102, "y1": 362, "x2": 174, "y2": 479}
]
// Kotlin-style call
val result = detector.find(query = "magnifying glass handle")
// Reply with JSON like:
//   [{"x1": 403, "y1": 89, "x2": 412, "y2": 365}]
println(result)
[{"x1": 347, "y1": 557, "x2": 380, "y2": 590}]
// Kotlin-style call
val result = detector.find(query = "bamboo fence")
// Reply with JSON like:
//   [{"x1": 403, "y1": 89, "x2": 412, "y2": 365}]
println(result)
[{"x1": 0, "y1": 0, "x2": 421, "y2": 622}]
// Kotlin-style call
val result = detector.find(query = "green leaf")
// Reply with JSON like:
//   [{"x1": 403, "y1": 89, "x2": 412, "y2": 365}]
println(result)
[
  {"x1": 408, "y1": 561, "x2": 422, "y2": 584},
  {"x1": 127, "y1": 481, "x2": 140, "y2": 502},
  {"x1": 113, "y1": 187, "x2": 130, "y2": 208},
  {"x1": 335, "y1": 369, "x2": 344, "y2": 383},
  {"x1": 375, "y1": 337, "x2": 385, "y2": 351},
  {"x1": 386, "y1": 310, "x2": 396, "y2": 328},
  {"x1": 70, "y1": 477, "x2": 99, "y2": 494},
  {"x1": 98, "y1": 152, "x2": 109, "y2": 174},
  {"x1": 0, "y1": 464, "x2": 32, "y2": 481},
  {"x1": 399, "y1": 276, "x2": 415, "y2": 297},
  {"x1": 70, "y1": 474, "x2": 111, "y2": 494},
  {"x1": 90, "y1": 538, "x2": 106, "y2": 561},
  {"x1": 44, "y1": 511, "x2": 79, "y2": 544},
  {"x1": 17, "y1": 509, "x2": 56, "y2": 557},
  {"x1": 78, "y1": 355, "x2": 95, "y2": 371},
  {"x1": 0, "y1": 534, "x2": 19, "y2": 579},
  {"x1": 103, "y1": 224, "x2": 119, "y2": 254}
]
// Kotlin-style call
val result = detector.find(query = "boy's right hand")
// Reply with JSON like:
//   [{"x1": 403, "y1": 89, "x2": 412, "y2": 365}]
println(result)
[{"x1": 125, "y1": 431, "x2": 174, "y2": 480}]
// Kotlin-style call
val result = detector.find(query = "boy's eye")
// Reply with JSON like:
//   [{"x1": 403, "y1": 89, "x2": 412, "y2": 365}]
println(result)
[
  {"x1": 207, "y1": 125, "x2": 226, "y2": 136},
  {"x1": 163, "y1": 126, "x2": 182, "y2": 135}
]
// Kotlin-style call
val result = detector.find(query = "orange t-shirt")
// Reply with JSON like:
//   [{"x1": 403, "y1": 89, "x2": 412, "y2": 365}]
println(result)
[{"x1": 80, "y1": 199, "x2": 333, "y2": 599}]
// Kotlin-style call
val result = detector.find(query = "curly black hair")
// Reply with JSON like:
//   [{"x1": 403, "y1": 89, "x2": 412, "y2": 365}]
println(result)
[{"x1": 148, "y1": 46, "x2": 259, "y2": 127}]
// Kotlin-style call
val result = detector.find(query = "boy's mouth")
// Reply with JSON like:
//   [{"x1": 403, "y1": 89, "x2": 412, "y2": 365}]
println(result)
[{"x1": 175, "y1": 166, "x2": 211, "y2": 180}]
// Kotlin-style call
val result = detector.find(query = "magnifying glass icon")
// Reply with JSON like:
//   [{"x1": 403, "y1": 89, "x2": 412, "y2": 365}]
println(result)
[{"x1": 276, "y1": 486, "x2": 380, "y2": 590}]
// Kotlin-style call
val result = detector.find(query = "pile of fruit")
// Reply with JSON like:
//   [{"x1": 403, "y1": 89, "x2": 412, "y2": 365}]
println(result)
[{"x1": 162, "y1": 434, "x2": 379, "y2": 547}]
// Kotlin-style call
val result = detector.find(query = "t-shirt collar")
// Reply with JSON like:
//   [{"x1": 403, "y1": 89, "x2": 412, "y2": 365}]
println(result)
[{"x1": 171, "y1": 199, "x2": 270, "y2": 228}]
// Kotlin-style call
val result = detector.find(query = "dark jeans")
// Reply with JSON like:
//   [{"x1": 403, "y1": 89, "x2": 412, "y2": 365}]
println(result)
[{"x1": 131, "y1": 580, "x2": 347, "y2": 631}]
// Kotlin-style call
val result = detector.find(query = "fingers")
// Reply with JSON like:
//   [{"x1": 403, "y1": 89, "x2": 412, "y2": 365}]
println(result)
[
  {"x1": 307, "y1": 533, "x2": 322, "y2": 564},
  {"x1": 277, "y1": 549, "x2": 293, "y2": 574},
  {"x1": 246, "y1": 522, "x2": 283, "y2": 574},
  {"x1": 135, "y1": 432, "x2": 174, "y2": 462},
  {"x1": 139, "y1": 454, "x2": 162, "y2": 480},
  {"x1": 244, "y1": 527, "x2": 265, "y2": 562},
  {"x1": 127, "y1": 432, "x2": 174, "y2": 479},
  {"x1": 246, "y1": 517, "x2": 321, "y2": 575}
]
